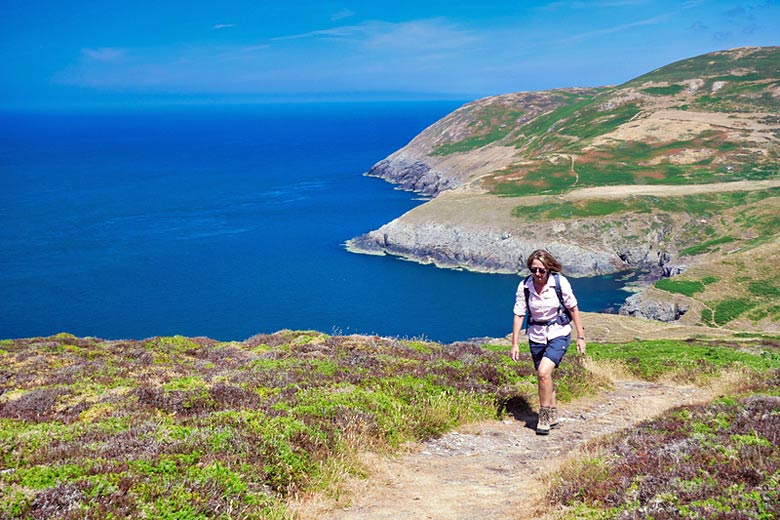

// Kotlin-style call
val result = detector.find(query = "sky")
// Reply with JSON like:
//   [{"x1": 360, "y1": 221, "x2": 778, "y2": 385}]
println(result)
[{"x1": 1, "y1": 0, "x2": 778, "y2": 109}]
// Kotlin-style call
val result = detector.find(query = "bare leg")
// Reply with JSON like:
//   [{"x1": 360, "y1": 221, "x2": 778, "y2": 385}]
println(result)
[{"x1": 537, "y1": 357, "x2": 556, "y2": 408}]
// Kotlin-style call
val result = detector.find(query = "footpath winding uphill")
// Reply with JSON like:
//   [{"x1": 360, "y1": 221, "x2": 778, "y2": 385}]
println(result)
[{"x1": 306, "y1": 377, "x2": 718, "y2": 520}]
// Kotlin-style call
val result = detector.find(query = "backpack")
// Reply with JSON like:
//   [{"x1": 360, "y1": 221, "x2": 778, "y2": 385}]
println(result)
[{"x1": 522, "y1": 272, "x2": 572, "y2": 332}]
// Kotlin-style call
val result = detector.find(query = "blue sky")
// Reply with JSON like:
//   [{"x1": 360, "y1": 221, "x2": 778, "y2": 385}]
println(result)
[{"x1": 1, "y1": 0, "x2": 778, "y2": 108}]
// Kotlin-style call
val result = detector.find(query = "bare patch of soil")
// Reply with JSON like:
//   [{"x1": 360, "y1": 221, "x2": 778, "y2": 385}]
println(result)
[
  {"x1": 589, "y1": 109, "x2": 778, "y2": 147},
  {"x1": 298, "y1": 375, "x2": 718, "y2": 520}
]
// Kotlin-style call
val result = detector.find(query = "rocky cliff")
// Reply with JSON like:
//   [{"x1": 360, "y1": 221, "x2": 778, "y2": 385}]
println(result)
[
  {"x1": 346, "y1": 190, "x2": 673, "y2": 277},
  {"x1": 348, "y1": 47, "x2": 780, "y2": 327}
]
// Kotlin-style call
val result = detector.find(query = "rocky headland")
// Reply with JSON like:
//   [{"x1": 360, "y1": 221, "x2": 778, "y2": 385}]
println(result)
[{"x1": 347, "y1": 47, "x2": 780, "y2": 328}]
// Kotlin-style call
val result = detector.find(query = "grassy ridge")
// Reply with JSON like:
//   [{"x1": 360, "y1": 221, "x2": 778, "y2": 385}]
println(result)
[
  {"x1": 426, "y1": 47, "x2": 780, "y2": 196},
  {"x1": 1, "y1": 332, "x2": 779, "y2": 518},
  {"x1": 510, "y1": 188, "x2": 780, "y2": 221}
]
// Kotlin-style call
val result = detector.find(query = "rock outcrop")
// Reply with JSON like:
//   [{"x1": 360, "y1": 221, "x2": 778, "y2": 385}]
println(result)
[
  {"x1": 366, "y1": 156, "x2": 456, "y2": 197},
  {"x1": 619, "y1": 292, "x2": 689, "y2": 322},
  {"x1": 347, "y1": 218, "x2": 662, "y2": 276}
]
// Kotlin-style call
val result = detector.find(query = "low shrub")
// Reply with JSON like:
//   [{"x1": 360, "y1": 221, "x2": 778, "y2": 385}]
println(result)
[
  {"x1": 0, "y1": 332, "x2": 586, "y2": 518},
  {"x1": 545, "y1": 395, "x2": 780, "y2": 519}
]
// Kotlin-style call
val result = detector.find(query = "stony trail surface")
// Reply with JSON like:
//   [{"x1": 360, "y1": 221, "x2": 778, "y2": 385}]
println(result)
[{"x1": 310, "y1": 379, "x2": 717, "y2": 520}]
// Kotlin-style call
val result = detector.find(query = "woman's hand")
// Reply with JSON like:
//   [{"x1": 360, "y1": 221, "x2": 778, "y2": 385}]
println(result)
[
  {"x1": 510, "y1": 345, "x2": 520, "y2": 362},
  {"x1": 576, "y1": 336, "x2": 586, "y2": 355}
]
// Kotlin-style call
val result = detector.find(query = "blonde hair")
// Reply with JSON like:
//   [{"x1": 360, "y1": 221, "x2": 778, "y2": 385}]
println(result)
[{"x1": 526, "y1": 249, "x2": 563, "y2": 273}]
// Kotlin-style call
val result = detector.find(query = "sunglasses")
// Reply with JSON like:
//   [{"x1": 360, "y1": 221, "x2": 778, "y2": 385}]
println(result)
[{"x1": 530, "y1": 267, "x2": 548, "y2": 274}]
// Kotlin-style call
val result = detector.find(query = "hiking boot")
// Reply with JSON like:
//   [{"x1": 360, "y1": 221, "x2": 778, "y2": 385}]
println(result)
[
  {"x1": 536, "y1": 406, "x2": 552, "y2": 435},
  {"x1": 550, "y1": 407, "x2": 560, "y2": 429}
]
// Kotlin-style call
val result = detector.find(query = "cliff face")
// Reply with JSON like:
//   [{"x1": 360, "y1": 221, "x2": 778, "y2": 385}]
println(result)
[
  {"x1": 347, "y1": 219, "x2": 628, "y2": 275},
  {"x1": 346, "y1": 202, "x2": 666, "y2": 276},
  {"x1": 348, "y1": 47, "x2": 780, "y2": 327}
]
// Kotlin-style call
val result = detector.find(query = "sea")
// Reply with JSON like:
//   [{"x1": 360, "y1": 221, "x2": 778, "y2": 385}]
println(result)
[{"x1": 0, "y1": 102, "x2": 635, "y2": 343}]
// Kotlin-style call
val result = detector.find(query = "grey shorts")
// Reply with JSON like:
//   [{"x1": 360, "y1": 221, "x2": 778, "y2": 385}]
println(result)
[{"x1": 529, "y1": 334, "x2": 571, "y2": 369}]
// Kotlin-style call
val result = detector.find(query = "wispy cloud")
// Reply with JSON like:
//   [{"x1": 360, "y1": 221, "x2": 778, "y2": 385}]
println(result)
[
  {"x1": 331, "y1": 8, "x2": 355, "y2": 21},
  {"x1": 681, "y1": 0, "x2": 707, "y2": 9},
  {"x1": 240, "y1": 45, "x2": 270, "y2": 53},
  {"x1": 272, "y1": 23, "x2": 371, "y2": 42},
  {"x1": 81, "y1": 47, "x2": 127, "y2": 63},
  {"x1": 214, "y1": 23, "x2": 237, "y2": 30},
  {"x1": 365, "y1": 19, "x2": 477, "y2": 51},
  {"x1": 217, "y1": 44, "x2": 271, "y2": 61},
  {"x1": 558, "y1": 13, "x2": 668, "y2": 44},
  {"x1": 273, "y1": 18, "x2": 477, "y2": 52}
]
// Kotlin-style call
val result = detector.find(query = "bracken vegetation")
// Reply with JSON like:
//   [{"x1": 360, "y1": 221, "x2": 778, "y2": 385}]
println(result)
[
  {"x1": 2, "y1": 332, "x2": 779, "y2": 519},
  {"x1": 646, "y1": 232, "x2": 780, "y2": 330}
]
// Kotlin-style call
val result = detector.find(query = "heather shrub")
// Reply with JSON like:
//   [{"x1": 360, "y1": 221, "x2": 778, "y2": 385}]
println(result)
[
  {"x1": 0, "y1": 333, "x2": 553, "y2": 518},
  {"x1": 6, "y1": 332, "x2": 772, "y2": 517},
  {"x1": 546, "y1": 395, "x2": 780, "y2": 519}
]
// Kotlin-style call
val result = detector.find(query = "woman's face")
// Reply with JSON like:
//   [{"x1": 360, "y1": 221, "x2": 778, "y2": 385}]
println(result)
[{"x1": 530, "y1": 259, "x2": 549, "y2": 283}]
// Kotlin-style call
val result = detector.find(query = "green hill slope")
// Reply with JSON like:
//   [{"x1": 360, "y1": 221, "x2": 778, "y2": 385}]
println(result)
[
  {"x1": 352, "y1": 47, "x2": 780, "y2": 332},
  {"x1": 430, "y1": 46, "x2": 780, "y2": 195}
]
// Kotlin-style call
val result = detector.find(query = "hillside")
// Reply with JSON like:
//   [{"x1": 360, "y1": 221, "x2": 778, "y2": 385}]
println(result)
[
  {"x1": 2, "y1": 330, "x2": 777, "y2": 519},
  {"x1": 347, "y1": 46, "x2": 780, "y2": 332}
]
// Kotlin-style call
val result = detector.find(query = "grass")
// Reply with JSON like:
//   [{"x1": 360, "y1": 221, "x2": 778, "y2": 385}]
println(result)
[
  {"x1": 702, "y1": 298, "x2": 761, "y2": 327},
  {"x1": 654, "y1": 241, "x2": 780, "y2": 330},
  {"x1": 586, "y1": 338, "x2": 780, "y2": 382},
  {"x1": 654, "y1": 278, "x2": 711, "y2": 297},
  {"x1": 432, "y1": 106, "x2": 526, "y2": 155},
  {"x1": 680, "y1": 236, "x2": 736, "y2": 256},
  {"x1": 642, "y1": 84, "x2": 685, "y2": 96},
  {"x1": 2, "y1": 332, "x2": 779, "y2": 518},
  {"x1": 510, "y1": 188, "x2": 780, "y2": 221},
  {"x1": 485, "y1": 109, "x2": 778, "y2": 197},
  {"x1": 0, "y1": 331, "x2": 599, "y2": 519}
]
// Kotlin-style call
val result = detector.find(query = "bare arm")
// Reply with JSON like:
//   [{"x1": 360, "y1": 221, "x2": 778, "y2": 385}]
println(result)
[
  {"x1": 569, "y1": 305, "x2": 586, "y2": 354},
  {"x1": 510, "y1": 314, "x2": 523, "y2": 362}
]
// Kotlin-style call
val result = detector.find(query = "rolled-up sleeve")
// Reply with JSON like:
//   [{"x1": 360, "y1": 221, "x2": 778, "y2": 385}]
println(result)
[
  {"x1": 560, "y1": 275, "x2": 578, "y2": 309},
  {"x1": 513, "y1": 281, "x2": 527, "y2": 316}
]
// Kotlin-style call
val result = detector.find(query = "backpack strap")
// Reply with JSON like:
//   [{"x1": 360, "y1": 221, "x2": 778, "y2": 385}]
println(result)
[
  {"x1": 552, "y1": 273, "x2": 568, "y2": 319},
  {"x1": 522, "y1": 275, "x2": 532, "y2": 332}
]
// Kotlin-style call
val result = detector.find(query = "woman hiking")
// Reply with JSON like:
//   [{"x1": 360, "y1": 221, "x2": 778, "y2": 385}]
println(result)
[{"x1": 510, "y1": 249, "x2": 586, "y2": 435}]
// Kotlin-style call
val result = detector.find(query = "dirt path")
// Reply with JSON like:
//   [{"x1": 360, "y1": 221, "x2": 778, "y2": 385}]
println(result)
[
  {"x1": 308, "y1": 379, "x2": 717, "y2": 520},
  {"x1": 559, "y1": 178, "x2": 780, "y2": 200}
]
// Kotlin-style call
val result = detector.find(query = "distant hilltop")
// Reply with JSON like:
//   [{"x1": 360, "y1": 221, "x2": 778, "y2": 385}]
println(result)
[{"x1": 347, "y1": 46, "x2": 780, "y2": 332}]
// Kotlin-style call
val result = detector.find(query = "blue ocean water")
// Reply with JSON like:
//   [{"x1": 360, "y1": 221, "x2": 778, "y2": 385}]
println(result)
[{"x1": 0, "y1": 103, "x2": 633, "y2": 343}]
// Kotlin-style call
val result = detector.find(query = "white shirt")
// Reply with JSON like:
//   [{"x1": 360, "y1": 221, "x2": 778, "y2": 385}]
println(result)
[{"x1": 513, "y1": 273, "x2": 578, "y2": 343}]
